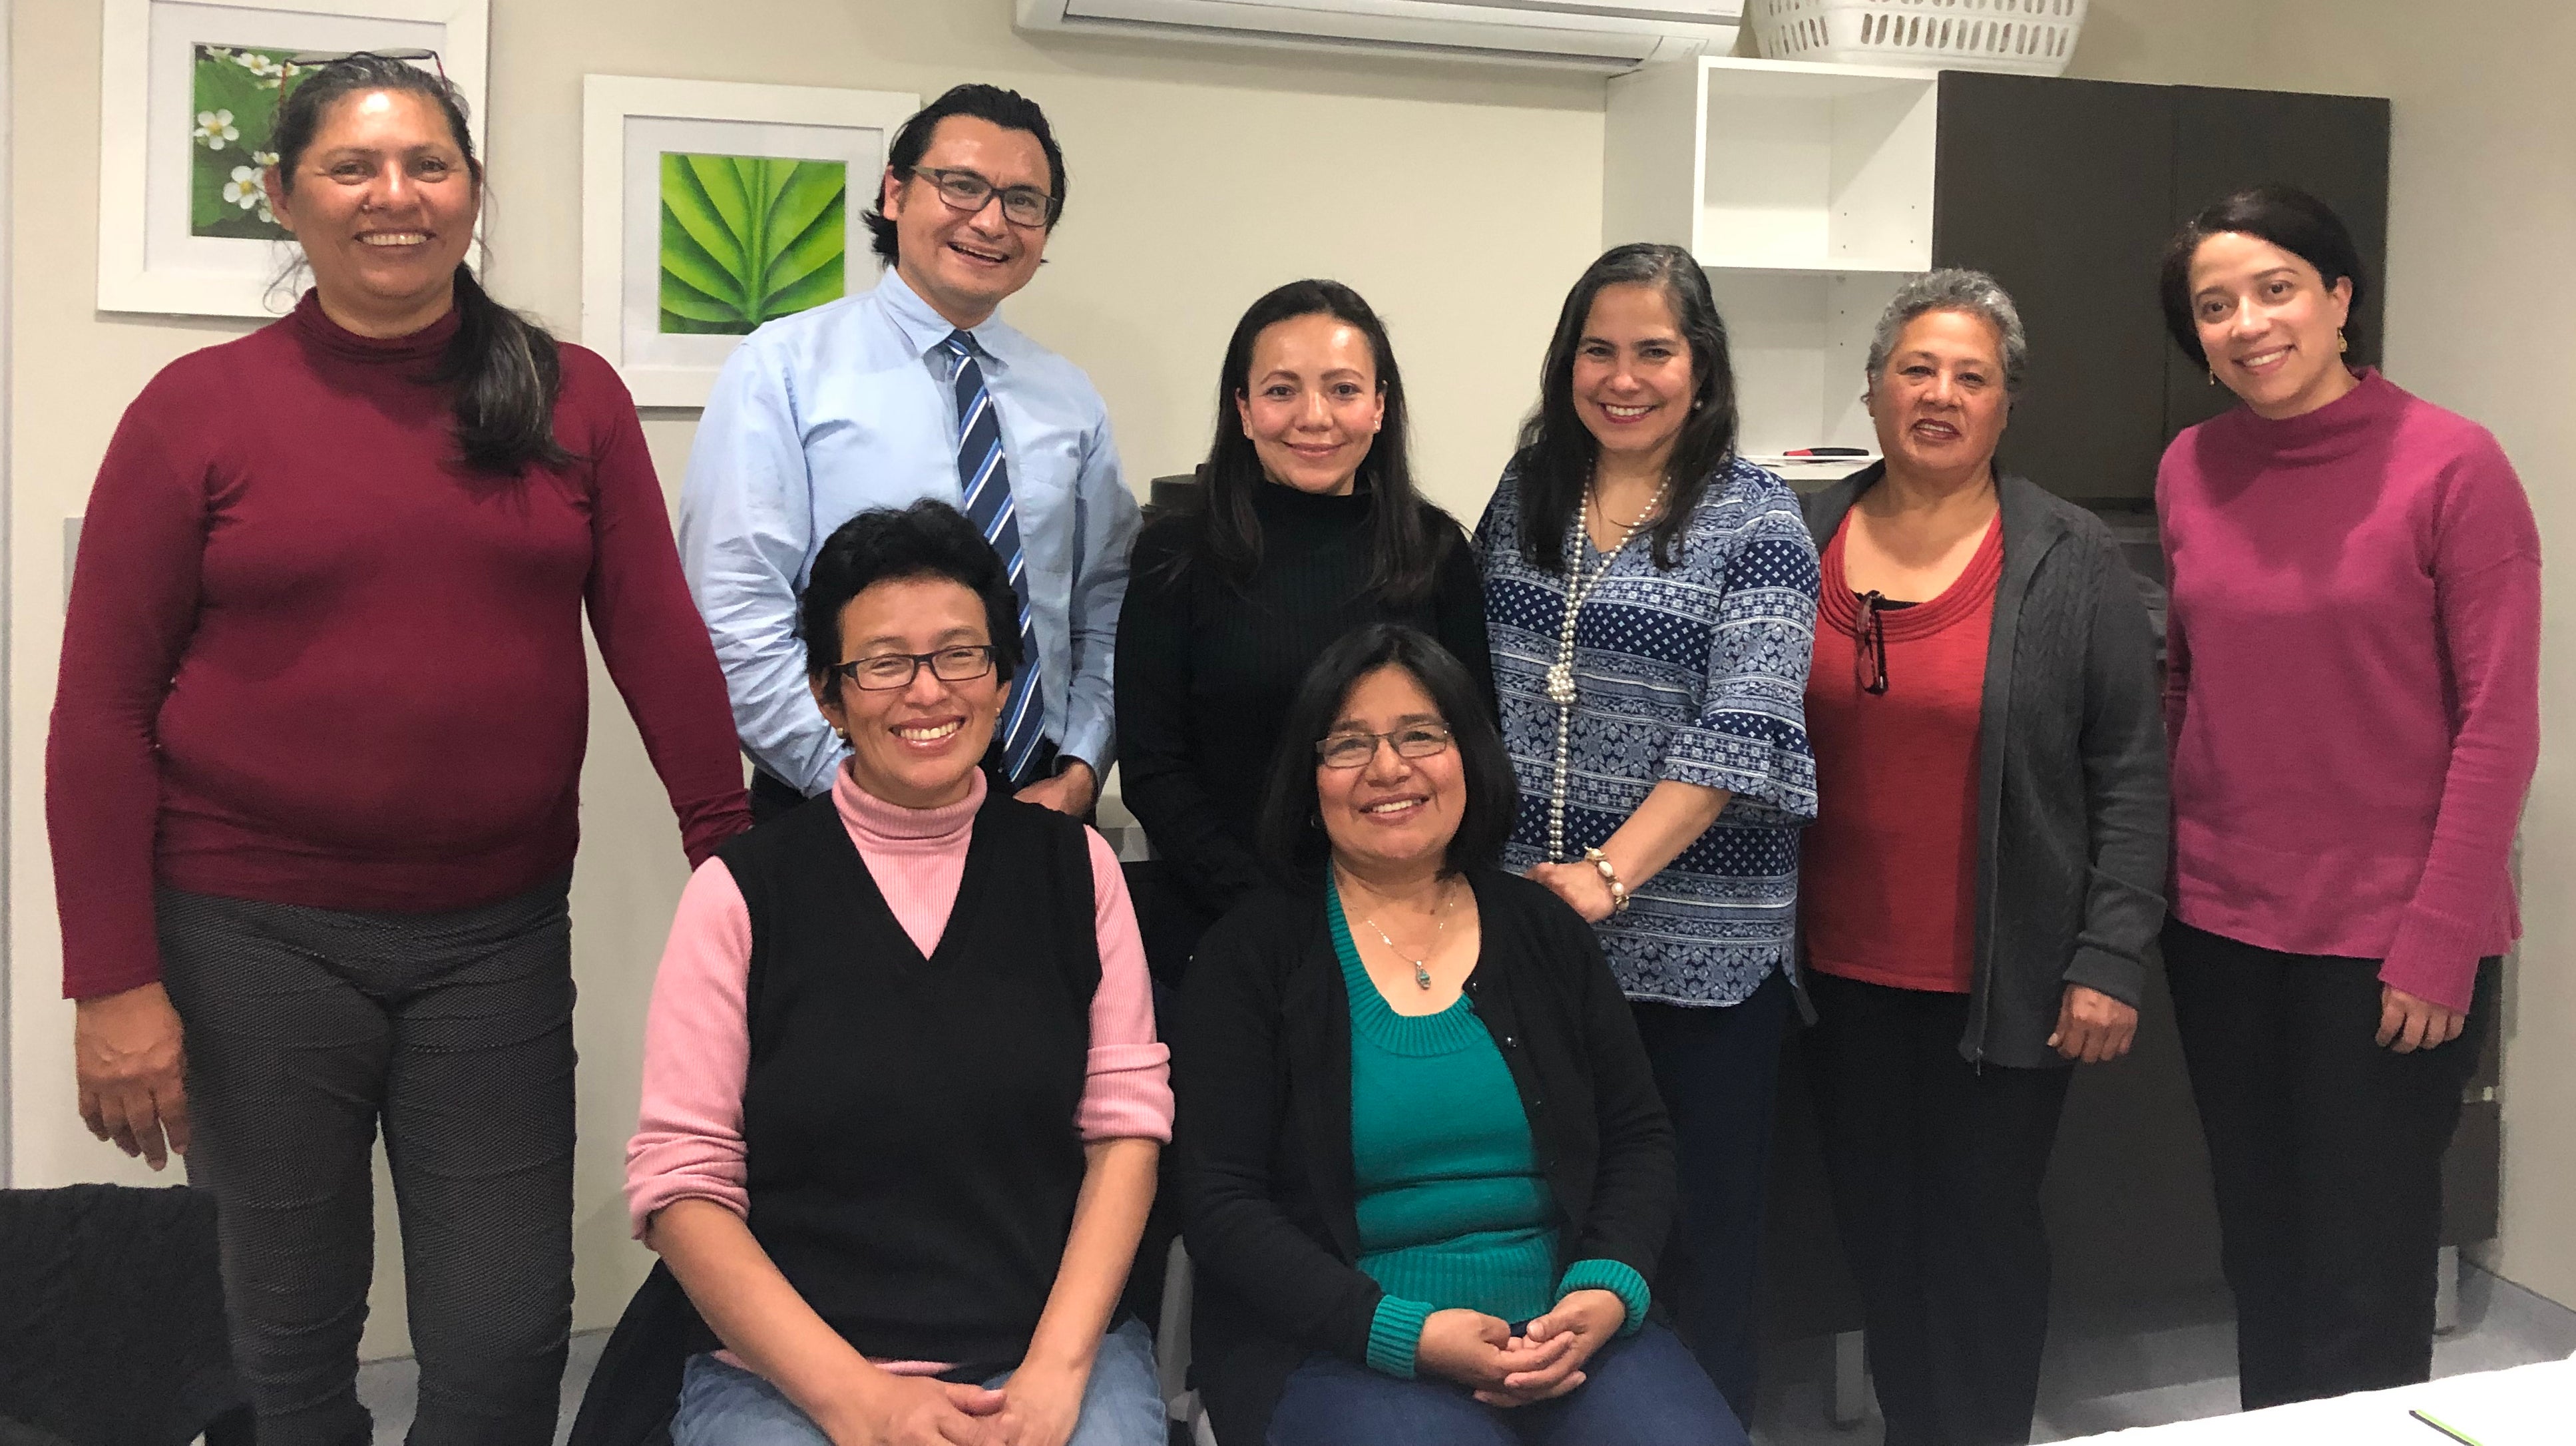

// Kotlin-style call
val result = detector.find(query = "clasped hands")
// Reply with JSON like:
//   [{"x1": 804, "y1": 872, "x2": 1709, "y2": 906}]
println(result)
[
  {"x1": 825, "y1": 1359, "x2": 1084, "y2": 1446},
  {"x1": 1416, "y1": 1290, "x2": 1625, "y2": 1408}
]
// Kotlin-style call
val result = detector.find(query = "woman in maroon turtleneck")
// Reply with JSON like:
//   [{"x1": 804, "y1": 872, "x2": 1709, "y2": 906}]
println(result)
[{"x1": 51, "y1": 56, "x2": 750, "y2": 1445}]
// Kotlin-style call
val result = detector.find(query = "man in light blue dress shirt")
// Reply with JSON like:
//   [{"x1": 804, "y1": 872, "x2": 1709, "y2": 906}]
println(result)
[{"x1": 679, "y1": 85, "x2": 1137, "y2": 819}]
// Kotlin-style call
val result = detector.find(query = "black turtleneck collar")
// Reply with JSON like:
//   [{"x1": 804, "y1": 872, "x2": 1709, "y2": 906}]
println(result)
[{"x1": 1247, "y1": 476, "x2": 1375, "y2": 540}]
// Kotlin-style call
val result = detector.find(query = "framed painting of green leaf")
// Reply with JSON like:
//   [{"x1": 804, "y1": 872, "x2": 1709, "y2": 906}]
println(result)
[
  {"x1": 98, "y1": 0, "x2": 491, "y2": 318},
  {"x1": 583, "y1": 77, "x2": 918, "y2": 408},
  {"x1": 660, "y1": 153, "x2": 847, "y2": 335}
]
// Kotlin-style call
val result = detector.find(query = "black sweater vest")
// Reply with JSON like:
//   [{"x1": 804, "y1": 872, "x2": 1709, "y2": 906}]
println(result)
[{"x1": 716, "y1": 788, "x2": 1098, "y2": 1369}]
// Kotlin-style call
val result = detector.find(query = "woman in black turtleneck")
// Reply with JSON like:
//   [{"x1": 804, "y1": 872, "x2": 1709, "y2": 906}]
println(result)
[{"x1": 1116, "y1": 280, "x2": 1494, "y2": 975}]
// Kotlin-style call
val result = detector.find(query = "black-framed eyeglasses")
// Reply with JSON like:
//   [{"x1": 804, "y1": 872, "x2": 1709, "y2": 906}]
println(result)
[
  {"x1": 908, "y1": 166, "x2": 1060, "y2": 228},
  {"x1": 285, "y1": 48, "x2": 450, "y2": 85},
  {"x1": 1315, "y1": 724, "x2": 1454, "y2": 770},
  {"x1": 831, "y1": 644, "x2": 998, "y2": 692},
  {"x1": 1854, "y1": 591, "x2": 1890, "y2": 696}
]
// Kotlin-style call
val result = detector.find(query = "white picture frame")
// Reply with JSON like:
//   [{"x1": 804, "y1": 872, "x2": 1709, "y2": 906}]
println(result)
[
  {"x1": 96, "y1": 0, "x2": 491, "y2": 318},
  {"x1": 582, "y1": 75, "x2": 918, "y2": 409}
]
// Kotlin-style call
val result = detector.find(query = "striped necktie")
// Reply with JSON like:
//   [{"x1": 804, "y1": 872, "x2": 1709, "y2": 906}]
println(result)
[{"x1": 942, "y1": 330, "x2": 1047, "y2": 785}]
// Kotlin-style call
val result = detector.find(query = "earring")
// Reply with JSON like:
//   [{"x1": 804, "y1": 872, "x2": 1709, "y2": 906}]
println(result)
[
  {"x1": 2207, "y1": 368, "x2": 2217, "y2": 386},
  {"x1": 2338, "y1": 330, "x2": 2350, "y2": 355}
]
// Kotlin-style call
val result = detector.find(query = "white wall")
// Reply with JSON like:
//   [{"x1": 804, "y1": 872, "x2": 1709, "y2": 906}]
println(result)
[
  {"x1": 6, "y1": 0, "x2": 1611, "y2": 1355},
  {"x1": 2268, "y1": 0, "x2": 2576, "y2": 1313},
  {"x1": 10, "y1": 0, "x2": 2567, "y2": 1365}
]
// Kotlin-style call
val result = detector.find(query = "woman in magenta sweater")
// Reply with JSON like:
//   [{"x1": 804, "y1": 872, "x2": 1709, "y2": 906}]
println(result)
[
  {"x1": 2156, "y1": 185, "x2": 2541, "y2": 1410},
  {"x1": 51, "y1": 55, "x2": 751, "y2": 1445}
]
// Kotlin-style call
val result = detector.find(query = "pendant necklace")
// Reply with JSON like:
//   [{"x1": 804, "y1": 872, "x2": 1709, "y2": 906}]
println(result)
[
  {"x1": 1544, "y1": 468, "x2": 1673, "y2": 861},
  {"x1": 1347, "y1": 873, "x2": 1456, "y2": 990}
]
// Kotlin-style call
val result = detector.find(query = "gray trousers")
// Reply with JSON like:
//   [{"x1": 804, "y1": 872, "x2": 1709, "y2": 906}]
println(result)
[{"x1": 159, "y1": 877, "x2": 578, "y2": 1446}]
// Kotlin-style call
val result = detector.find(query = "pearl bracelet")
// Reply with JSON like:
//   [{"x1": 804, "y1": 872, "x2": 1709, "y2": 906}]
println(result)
[{"x1": 1582, "y1": 847, "x2": 1632, "y2": 914}]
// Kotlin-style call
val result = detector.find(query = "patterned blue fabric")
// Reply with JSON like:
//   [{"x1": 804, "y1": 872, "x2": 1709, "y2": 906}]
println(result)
[
  {"x1": 943, "y1": 330, "x2": 1046, "y2": 784},
  {"x1": 1476, "y1": 460, "x2": 1821, "y2": 1006}
]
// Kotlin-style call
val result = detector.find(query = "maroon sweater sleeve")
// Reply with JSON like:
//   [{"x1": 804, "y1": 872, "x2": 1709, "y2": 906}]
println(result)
[
  {"x1": 49, "y1": 383, "x2": 210, "y2": 998},
  {"x1": 569, "y1": 350, "x2": 753, "y2": 867}
]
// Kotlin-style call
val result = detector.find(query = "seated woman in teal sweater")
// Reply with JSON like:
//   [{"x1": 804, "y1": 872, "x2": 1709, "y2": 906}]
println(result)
[{"x1": 1174, "y1": 623, "x2": 1741, "y2": 1446}]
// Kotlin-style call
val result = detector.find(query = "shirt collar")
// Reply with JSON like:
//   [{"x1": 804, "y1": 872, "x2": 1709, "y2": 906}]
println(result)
[{"x1": 873, "y1": 265, "x2": 1014, "y2": 373}]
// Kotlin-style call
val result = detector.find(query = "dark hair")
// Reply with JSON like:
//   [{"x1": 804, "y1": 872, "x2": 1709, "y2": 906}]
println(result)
[
  {"x1": 1255, "y1": 624, "x2": 1517, "y2": 881},
  {"x1": 799, "y1": 500, "x2": 1024, "y2": 691},
  {"x1": 1166, "y1": 279, "x2": 1456, "y2": 605},
  {"x1": 269, "y1": 53, "x2": 569, "y2": 475},
  {"x1": 1513, "y1": 243, "x2": 1740, "y2": 574},
  {"x1": 862, "y1": 85, "x2": 1067, "y2": 266},
  {"x1": 2159, "y1": 185, "x2": 2368, "y2": 366}
]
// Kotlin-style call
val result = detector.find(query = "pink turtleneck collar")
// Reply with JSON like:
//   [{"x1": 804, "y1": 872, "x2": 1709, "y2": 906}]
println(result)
[
  {"x1": 2203, "y1": 365, "x2": 2394, "y2": 468},
  {"x1": 831, "y1": 764, "x2": 988, "y2": 847}
]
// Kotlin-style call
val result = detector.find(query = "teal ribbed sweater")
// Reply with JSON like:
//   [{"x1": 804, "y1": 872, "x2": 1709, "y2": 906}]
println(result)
[{"x1": 1329, "y1": 879, "x2": 1647, "y2": 1377}]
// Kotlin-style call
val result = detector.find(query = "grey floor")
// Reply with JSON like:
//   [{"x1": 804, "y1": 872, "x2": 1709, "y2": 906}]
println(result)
[
  {"x1": 1748, "y1": 1266, "x2": 2576, "y2": 1445},
  {"x1": 350, "y1": 1267, "x2": 2576, "y2": 1444}
]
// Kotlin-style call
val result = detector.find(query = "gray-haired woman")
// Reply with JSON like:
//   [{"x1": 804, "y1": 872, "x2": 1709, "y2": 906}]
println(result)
[{"x1": 1795, "y1": 270, "x2": 2169, "y2": 1445}]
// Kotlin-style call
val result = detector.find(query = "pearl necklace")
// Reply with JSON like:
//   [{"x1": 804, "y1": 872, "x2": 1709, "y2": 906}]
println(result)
[{"x1": 1544, "y1": 470, "x2": 1673, "y2": 861}]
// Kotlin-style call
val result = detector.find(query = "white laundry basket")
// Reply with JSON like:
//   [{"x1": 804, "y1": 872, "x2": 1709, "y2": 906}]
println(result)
[{"x1": 1749, "y1": 0, "x2": 2087, "y2": 77}]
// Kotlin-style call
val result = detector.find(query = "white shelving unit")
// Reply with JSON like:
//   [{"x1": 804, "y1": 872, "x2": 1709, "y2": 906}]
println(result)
[{"x1": 1604, "y1": 56, "x2": 1940, "y2": 473}]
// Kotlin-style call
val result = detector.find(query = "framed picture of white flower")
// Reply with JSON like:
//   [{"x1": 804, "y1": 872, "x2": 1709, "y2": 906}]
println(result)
[
  {"x1": 97, "y1": 0, "x2": 491, "y2": 318},
  {"x1": 582, "y1": 76, "x2": 919, "y2": 407}
]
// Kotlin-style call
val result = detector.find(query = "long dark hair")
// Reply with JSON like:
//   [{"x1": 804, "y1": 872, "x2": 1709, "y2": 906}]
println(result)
[
  {"x1": 1170, "y1": 279, "x2": 1452, "y2": 605},
  {"x1": 1256, "y1": 624, "x2": 1518, "y2": 882},
  {"x1": 1514, "y1": 243, "x2": 1739, "y2": 573},
  {"x1": 2158, "y1": 184, "x2": 2369, "y2": 366},
  {"x1": 269, "y1": 54, "x2": 569, "y2": 474}
]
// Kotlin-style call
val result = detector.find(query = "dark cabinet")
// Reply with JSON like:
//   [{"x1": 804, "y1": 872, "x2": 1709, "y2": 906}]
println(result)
[
  {"x1": 1929, "y1": 72, "x2": 2391, "y2": 501},
  {"x1": 2161, "y1": 85, "x2": 2392, "y2": 437}
]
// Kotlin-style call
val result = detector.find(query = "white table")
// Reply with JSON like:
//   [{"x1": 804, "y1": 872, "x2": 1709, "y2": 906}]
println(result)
[{"x1": 2055, "y1": 1358, "x2": 2575, "y2": 1443}]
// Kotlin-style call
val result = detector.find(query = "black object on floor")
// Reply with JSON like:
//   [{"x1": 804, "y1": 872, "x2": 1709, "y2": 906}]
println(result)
[
  {"x1": 566, "y1": 1261, "x2": 694, "y2": 1446},
  {"x1": 0, "y1": 1183, "x2": 251, "y2": 1446}
]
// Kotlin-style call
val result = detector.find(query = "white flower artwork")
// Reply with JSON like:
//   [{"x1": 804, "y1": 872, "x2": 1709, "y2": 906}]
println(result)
[
  {"x1": 97, "y1": 0, "x2": 490, "y2": 318},
  {"x1": 193, "y1": 108, "x2": 238, "y2": 149}
]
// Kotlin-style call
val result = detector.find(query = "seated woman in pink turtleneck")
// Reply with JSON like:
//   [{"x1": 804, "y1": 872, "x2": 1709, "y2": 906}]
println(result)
[
  {"x1": 618, "y1": 500, "x2": 1174, "y2": 1446},
  {"x1": 2155, "y1": 184, "x2": 2539, "y2": 1414}
]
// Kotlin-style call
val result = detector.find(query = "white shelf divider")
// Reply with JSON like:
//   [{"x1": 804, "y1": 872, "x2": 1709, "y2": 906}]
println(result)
[{"x1": 1606, "y1": 57, "x2": 1936, "y2": 466}]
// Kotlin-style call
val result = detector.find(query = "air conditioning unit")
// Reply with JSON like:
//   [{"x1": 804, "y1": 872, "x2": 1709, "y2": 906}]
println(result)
[{"x1": 1014, "y1": 0, "x2": 1743, "y2": 72}]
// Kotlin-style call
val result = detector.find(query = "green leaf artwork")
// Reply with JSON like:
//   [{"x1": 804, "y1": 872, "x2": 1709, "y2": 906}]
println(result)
[
  {"x1": 190, "y1": 45, "x2": 309, "y2": 240},
  {"x1": 659, "y1": 153, "x2": 849, "y2": 335}
]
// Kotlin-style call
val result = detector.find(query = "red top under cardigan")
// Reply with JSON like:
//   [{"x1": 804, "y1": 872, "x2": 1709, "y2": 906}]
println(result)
[{"x1": 1801, "y1": 512, "x2": 2004, "y2": 995}]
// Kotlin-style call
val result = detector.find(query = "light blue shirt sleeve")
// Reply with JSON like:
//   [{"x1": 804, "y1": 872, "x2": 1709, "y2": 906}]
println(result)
[
  {"x1": 1058, "y1": 409, "x2": 1136, "y2": 775},
  {"x1": 678, "y1": 332, "x2": 846, "y2": 796}
]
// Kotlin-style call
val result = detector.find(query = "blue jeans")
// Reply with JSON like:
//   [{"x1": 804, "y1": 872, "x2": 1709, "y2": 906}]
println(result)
[
  {"x1": 671, "y1": 1318, "x2": 1164, "y2": 1446},
  {"x1": 1265, "y1": 1322, "x2": 1743, "y2": 1446}
]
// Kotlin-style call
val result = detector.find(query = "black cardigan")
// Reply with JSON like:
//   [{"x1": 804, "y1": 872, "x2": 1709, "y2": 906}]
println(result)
[
  {"x1": 1115, "y1": 486, "x2": 1496, "y2": 926},
  {"x1": 1802, "y1": 468, "x2": 2170, "y2": 1067},
  {"x1": 1174, "y1": 868, "x2": 1675, "y2": 1446}
]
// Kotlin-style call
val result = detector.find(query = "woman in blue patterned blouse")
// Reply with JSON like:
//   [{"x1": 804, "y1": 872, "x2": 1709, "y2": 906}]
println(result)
[{"x1": 1475, "y1": 243, "x2": 1819, "y2": 1424}]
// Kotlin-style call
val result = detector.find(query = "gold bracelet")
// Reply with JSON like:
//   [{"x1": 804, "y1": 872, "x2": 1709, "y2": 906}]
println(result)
[{"x1": 1582, "y1": 847, "x2": 1631, "y2": 913}]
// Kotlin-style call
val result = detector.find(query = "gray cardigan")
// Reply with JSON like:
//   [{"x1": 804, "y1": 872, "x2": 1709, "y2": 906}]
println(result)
[{"x1": 1802, "y1": 468, "x2": 2170, "y2": 1068}]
